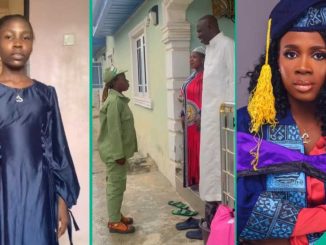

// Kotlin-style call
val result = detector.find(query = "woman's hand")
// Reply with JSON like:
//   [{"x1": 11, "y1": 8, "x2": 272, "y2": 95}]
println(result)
[
  {"x1": 57, "y1": 196, "x2": 69, "y2": 238},
  {"x1": 181, "y1": 116, "x2": 185, "y2": 130},
  {"x1": 195, "y1": 114, "x2": 201, "y2": 130},
  {"x1": 116, "y1": 158, "x2": 126, "y2": 165}
]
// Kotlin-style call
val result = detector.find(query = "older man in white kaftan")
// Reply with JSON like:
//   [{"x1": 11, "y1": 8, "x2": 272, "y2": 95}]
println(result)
[{"x1": 197, "y1": 15, "x2": 234, "y2": 203}]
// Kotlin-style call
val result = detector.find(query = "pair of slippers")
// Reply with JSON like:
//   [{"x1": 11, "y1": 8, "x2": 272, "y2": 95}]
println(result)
[
  {"x1": 176, "y1": 217, "x2": 203, "y2": 240},
  {"x1": 168, "y1": 201, "x2": 198, "y2": 217}
]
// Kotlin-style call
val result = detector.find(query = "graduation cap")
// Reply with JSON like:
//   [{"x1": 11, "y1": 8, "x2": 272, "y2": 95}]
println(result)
[
  {"x1": 271, "y1": 0, "x2": 326, "y2": 39},
  {"x1": 247, "y1": 0, "x2": 326, "y2": 170}
]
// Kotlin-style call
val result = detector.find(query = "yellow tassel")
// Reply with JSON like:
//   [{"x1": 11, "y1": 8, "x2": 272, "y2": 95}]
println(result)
[
  {"x1": 247, "y1": 19, "x2": 277, "y2": 171},
  {"x1": 248, "y1": 18, "x2": 277, "y2": 134},
  {"x1": 249, "y1": 130, "x2": 263, "y2": 171}
]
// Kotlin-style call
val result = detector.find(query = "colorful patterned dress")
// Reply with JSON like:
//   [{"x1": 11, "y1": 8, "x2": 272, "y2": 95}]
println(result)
[{"x1": 179, "y1": 71, "x2": 203, "y2": 187}]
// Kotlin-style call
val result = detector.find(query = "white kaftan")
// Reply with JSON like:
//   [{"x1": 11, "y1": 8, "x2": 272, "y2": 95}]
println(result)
[{"x1": 199, "y1": 32, "x2": 234, "y2": 201}]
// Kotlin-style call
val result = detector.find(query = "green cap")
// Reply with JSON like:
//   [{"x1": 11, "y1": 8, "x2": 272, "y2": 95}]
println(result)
[{"x1": 103, "y1": 66, "x2": 127, "y2": 84}]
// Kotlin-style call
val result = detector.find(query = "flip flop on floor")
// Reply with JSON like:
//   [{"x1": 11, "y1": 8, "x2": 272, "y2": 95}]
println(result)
[
  {"x1": 172, "y1": 208, "x2": 198, "y2": 217},
  {"x1": 168, "y1": 201, "x2": 189, "y2": 209}
]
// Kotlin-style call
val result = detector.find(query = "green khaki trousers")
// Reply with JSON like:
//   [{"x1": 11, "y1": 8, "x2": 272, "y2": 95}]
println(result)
[{"x1": 106, "y1": 161, "x2": 127, "y2": 222}]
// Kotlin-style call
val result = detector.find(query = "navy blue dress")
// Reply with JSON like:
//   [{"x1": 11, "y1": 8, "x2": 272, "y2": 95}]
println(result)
[{"x1": 0, "y1": 80, "x2": 79, "y2": 244}]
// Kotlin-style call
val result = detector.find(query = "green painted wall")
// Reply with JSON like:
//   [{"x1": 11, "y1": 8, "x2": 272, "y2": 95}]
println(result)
[
  {"x1": 105, "y1": 0, "x2": 235, "y2": 181},
  {"x1": 187, "y1": 0, "x2": 234, "y2": 51},
  {"x1": 108, "y1": 0, "x2": 169, "y2": 174}
]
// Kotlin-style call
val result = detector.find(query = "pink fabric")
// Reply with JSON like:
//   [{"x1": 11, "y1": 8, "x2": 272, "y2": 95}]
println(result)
[{"x1": 207, "y1": 204, "x2": 234, "y2": 245}]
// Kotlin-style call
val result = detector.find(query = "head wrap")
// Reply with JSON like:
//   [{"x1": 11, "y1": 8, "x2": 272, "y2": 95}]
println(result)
[
  {"x1": 191, "y1": 46, "x2": 206, "y2": 55},
  {"x1": 103, "y1": 66, "x2": 127, "y2": 85}
]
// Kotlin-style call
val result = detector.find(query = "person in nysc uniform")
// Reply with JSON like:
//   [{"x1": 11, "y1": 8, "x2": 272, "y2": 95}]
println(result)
[{"x1": 98, "y1": 66, "x2": 138, "y2": 234}]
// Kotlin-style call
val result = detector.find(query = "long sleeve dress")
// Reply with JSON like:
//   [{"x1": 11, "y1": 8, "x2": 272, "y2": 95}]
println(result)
[{"x1": 0, "y1": 80, "x2": 80, "y2": 245}]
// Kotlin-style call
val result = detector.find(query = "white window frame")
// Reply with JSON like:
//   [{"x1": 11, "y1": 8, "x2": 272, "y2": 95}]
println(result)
[{"x1": 129, "y1": 21, "x2": 153, "y2": 109}]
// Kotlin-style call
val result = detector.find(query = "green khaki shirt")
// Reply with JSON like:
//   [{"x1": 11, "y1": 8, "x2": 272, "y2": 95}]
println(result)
[{"x1": 98, "y1": 89, "x2": 137, "y2": 163}]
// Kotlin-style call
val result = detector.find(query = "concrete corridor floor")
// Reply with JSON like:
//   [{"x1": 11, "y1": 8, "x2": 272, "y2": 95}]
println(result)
[{"x1": 92, "y1": 109, "x2": 203, "y2": 245}]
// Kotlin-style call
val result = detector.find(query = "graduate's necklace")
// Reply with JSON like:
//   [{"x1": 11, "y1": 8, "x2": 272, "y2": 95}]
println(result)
[
  {"x1": 292, "y1": 115, "x2": 315, "y2": 145},
  {"x1": 300, "y1": 129, "x2": 311, "y2": 144}
]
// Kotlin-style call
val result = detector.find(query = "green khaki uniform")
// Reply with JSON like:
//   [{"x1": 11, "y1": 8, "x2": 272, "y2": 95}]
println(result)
[{"x1": 98, "y1": 89, "x2": 137, "y2": 222}]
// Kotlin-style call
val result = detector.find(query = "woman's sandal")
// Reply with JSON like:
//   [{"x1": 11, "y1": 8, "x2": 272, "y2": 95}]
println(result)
[
  {"x1": 168, "y1": 201, "x2": 189, "y2": 209},
  {"x1": 172, "y1": 208, "x2": 198, "y2": 217}
]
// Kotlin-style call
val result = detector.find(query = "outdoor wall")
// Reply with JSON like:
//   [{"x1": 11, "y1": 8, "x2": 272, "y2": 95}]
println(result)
[
  {"x1": 187, "y1": 0, "x2": 234, "y2": 51},
  {"x1": 111, "y1": 0, "x2": 170, "y2": 180},
  {"x1": 29, "y1": 1, "x2": 89, "y2": 244}
]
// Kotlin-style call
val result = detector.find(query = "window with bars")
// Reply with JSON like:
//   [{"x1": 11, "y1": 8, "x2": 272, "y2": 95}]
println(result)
[
  {"x1": 92, "y1": 62, "x2": 102, "y2": 89},
  {"x1": 129, "y1": 21, "x2": 152, "y2": 109},
  {"x1": 135, "y1": 35, "x2": 148, "y2": 94}
]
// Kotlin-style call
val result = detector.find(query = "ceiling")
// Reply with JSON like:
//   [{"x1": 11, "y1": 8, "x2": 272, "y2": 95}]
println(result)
[
  {"x1": 92, "y1": 0, "x2": 144, "y2": 57},
  {"x1": 93, "y1": 0, "x2": 144, "y2": 38}
]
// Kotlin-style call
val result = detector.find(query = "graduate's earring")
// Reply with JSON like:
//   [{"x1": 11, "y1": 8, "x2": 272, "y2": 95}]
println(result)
[{"x1": 277, "y1": 67, "x2": 282, "y2": 76}]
